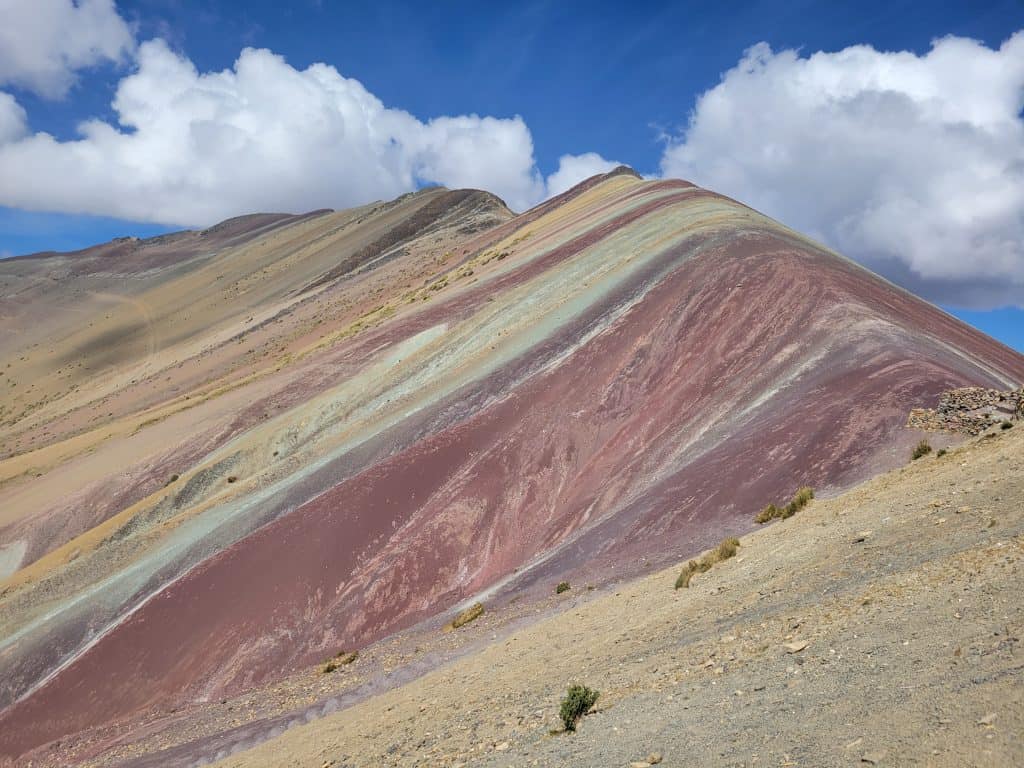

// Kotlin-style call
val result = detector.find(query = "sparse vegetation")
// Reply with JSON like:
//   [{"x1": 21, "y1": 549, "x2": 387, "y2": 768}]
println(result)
[
  {"x1": 322, "y1": 650, "x2": 358, "y2": 674},
  {"x1": 755, "y1": 486, "x2": 815, "y2": 524},
  {"x1": 911, "y1": 440, "x2": 932, "y2": 460},
  {"x1": 449, "y1": 602, "x2": 484, "y2": 629},
  {"x1": 226, "y1": 475, "x2": 238, "y2": 483},
  {"x1": 936, "y1": 448, "x2": 947, "y2": 457},
  {"x1": 556, "y1": 581, "x2": 571, "y2": 594},
  {"x1": 164, "y1": 473, "x2": 179, "y2": 486},
  {"x1": 559, "y1": 684, "x2": 599, "y2": 732},
  {"x1": 754, "y1": 503, "x2": 780, "y2": 524},
  {"x1": 675, "y1": 536, "x2": 741, "y2": 589},
  {"x1": 1001, "y1": 421, "x2": 1014, "y2": 430}
]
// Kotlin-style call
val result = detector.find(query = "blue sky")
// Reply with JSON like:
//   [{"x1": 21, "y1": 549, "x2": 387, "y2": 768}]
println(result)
[{"x1": 0, "y1": 0, "x2": 1022, "y2": 350}]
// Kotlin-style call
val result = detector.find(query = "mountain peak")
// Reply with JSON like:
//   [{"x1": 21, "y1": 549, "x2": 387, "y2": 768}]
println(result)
[{"x1": 1, "y1": 158, "x2": 1022, "y2": 764}]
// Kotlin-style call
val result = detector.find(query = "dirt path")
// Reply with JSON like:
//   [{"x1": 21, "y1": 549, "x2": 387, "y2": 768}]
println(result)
[{"x1": 207, "y1": 424, "x2": 1023, "y2": 768}]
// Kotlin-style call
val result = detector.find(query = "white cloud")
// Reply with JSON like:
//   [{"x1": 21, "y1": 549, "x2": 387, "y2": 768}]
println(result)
[
  {"x1": 0, "y1": 0, "x2": 134, "y2": 98},
  {"x1": 0, "y1": 93, "x2": 27, "y2": 143},
  {"x1": 545, "y1": 152, "x2": 622, "y2": 197},
  {"x1": 0, "y1": 41, "x2": 561, "y2": 224},
  {"x1": 661, "y1": 32, "x2": 1024, "y2": 309},
  {"x1": 412, "y1": 116, "x2": 546, "y2": 209}
]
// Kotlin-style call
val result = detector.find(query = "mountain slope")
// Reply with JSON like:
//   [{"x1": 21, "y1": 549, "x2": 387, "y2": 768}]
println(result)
[
  {"x1": 0, "y1": 168, "x2": 1022, "y2": 764},
  {"x1": 209, "y1": 422, "x2": 1024, "y2": 768}
]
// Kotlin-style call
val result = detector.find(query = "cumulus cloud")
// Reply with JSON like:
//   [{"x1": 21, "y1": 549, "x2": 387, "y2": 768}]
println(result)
[
  {"x1": 545, "y1": 152, "x2": 622, "y2": 197},
  {"x1": 0, "y1": 0, "x2": 134, "y2": 98},
  {"x1": 0, "y1": 40, "x2": 565, "y2": 224},
  {"x1": 661, "y1": 32, "x2": 1024, "y2": 309},
  {"x1": 0, "y1": 93, "x2": 27, "y2": 143}
]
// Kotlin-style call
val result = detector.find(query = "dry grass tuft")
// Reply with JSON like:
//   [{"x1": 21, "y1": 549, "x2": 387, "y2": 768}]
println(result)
[
  {"x1": 675, "y1": 536, "x2": 741, "y2": 589},
  {"x1": 911, "y1": 440, "x2": 932, "y2": 460},
  {"x1": 755, "y1": 487, "x2": 815, "y2": 524},
  {"x1": 448, "y1": 602, "x2": 484, "y2": 630},
  {"x1": 321, "y1": 650, "x2": 358, "y2": 674}
]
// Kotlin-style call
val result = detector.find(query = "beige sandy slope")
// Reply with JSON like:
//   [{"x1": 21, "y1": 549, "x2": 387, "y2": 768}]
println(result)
[
  {"x1": 0, "y1": 188, "x2": 509, "y2": 535},
  {"x1": 0, "y1": 188, "x2": 510, "y2": 464},
  {"x1": 211, "y1": 424, "x2": 1024, "y2": 768}
]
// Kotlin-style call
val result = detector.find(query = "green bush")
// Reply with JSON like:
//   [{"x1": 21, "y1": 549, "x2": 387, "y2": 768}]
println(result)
[
  {"x1": 911, "y1": 440, "x2": 932, "y2": 460},
  {"x1": 556, "y1": 581, "x2": 571, "y2": 594},
  {"x1": 559, "y1": 684, "x2": 599, "y2": 731},
  {"x1": 936, "y1": 448, "x2": 947, "y2": 457}
]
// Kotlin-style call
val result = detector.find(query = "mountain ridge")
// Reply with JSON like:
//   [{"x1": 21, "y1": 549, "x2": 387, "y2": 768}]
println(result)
[{"x1": 0, "y1": 168, "x2": 1022, "y2": 764}]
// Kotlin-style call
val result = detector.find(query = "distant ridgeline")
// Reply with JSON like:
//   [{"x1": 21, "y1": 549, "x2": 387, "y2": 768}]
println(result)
[{"x1": 908, "y1": 387, "x2": 1024, "y2": 435}]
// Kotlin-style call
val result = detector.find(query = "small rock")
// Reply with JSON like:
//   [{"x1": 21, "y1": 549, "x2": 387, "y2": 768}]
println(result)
[
  {"x1": 648, "y1": 753, "x2": 663, "y2": 765},
  {"x1": 784, "y1": 640, "x2": 809, "y2": 653},
  {"x1": 977, "y1": 713, "x2": 997, "y2": 726},
  {"x1": 495, "y1": 741, "x2": 510, "y2": 751},
  {"x1": 630, "y1": 763, "x2": 651, "y2": 768},
  {"x1": 861, "y1": 748, "x2": 888, "y2": 764}
]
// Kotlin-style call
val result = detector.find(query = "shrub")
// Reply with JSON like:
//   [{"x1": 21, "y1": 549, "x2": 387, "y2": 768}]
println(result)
[
  {"x1": 556, "y1": 581, "x2": 571, "y2": 594},
  {"x1": 675, "y1": 536, "x2": 741, "y2": 589},
  {"x1": 559, "y1": 684, "x2": 599, "y2": 731},
  {"x1": 450, "y1": 602, "x2": 484, "y2": 629},
  {"x1": 911, "y1": 440, "x2": 932, "y2": 460},
  {"x1": 1001, "y1": 421, "x2": 1013, "y2": 430}
]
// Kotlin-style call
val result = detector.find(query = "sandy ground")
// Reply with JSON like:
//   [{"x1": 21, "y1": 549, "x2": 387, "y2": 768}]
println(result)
[{"x1": 202, "y1": 423, "x2": 1024, "y2": 768}]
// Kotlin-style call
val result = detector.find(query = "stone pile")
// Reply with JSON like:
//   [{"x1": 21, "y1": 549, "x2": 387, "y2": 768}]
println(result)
[{"x1": 908, "y1": 386, "x2": 1022, "y2": 435}]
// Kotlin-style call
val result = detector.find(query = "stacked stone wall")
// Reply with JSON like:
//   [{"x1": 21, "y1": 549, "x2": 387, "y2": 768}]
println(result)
[{"x1": 908, "y1": 387, "x2": 1022, "y2": 435}]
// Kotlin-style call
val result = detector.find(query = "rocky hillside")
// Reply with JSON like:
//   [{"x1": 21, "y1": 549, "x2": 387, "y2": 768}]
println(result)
[
  {"x1": 1, "y1": 168, "x2": 1022, "y2": 764},
  {"x1": 208, "y1": 418, "x2": 1023, "y2": 768}
]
